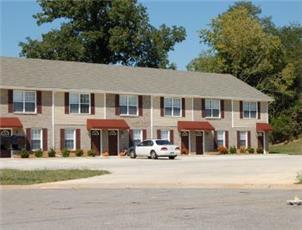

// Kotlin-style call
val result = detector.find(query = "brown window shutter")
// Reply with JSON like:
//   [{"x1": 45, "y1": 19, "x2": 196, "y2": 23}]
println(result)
[
  {"x1": 157, "y1": 129, "x2": 161, "y2": 139},
  {"x1": 225, "y1": 131, "x2": 229, "y2": 149},
  {"x1": 170, "y1": 130, "x2": 174, "y2": 144},
  {"x1": 8, "y1": 89, "x2": 13, "y2": 113},
  {"x1": 91, "y1": 93, "x2": 95, "y2": 115},
  {"x1": 76, "y1": 129, "x2": 81, "y2": 149},
  {"x1": 247, "y1": 131, "x2": 251, "y2": 148},
  {"x1": 26, "y1": 128, "x2": 31, "y2": 151},
  {"x1": 220, "y1": 100, "x2": 224, "y2": 118},
  {"x1": 143, "y1": 129, "x2": 147, "y2": 140},
  {"x1": 42, "y1": 128, "x2": 48, "y2": 151},
  {"x1": 129, "y1": 130, "x2": 133, "y2": 146},
  {"x1": 60, "y1": 129, "x2": 65, "y2": 150},
  {"x1": 139, "y1": 96, "x2": 143, "y2": 116},
  {"x1": 37, "y1": 91, "x2": 42, "y2": 113},
  {"x1": 115, "y1": 94, "x2": 120, "y2": 115},
  {"x1": 201, "y1": 99, "x2": 205, "y2": 118},
  {"x1": 64, "y1": 92, "x2": 69, "y2": 114},
  {"x1": 160, "y1": 97, "x2": 164, "y2": 117},
  {"x1": 214, "y1": 131, "x2": 218, "y2": 150},
  {"x1": 237, "y1": 131, "x2": 240, "y2": 149},
  {"x1": 258, "y1": 102, "x2": 261, "y2": 119},
  {"x1": 182, "y1": 98, "x2": 186, "y2": 117},
  {"x1": 240, "y1": 101, "x2": 243, "y2": 119}
]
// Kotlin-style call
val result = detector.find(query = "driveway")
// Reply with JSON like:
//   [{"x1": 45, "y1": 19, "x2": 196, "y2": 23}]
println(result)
[{"x1": 1, "y1": 155, "x2": 302, "y2": 188}]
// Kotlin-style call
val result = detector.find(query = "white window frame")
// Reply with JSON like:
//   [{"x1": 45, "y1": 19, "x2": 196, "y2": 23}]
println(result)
[
  {"x1": 69, "y1": 93, "x2": 91, "y2": 114},
  {"x1": 119, "y1": 95, "x2": 138, "y2": 116},
  {"x1": 164, "y1": 97, "x2": 182, "y2": 117},
  {"x1": 161, "y1": 130, "x2": 170, "y2": 141},
  {"x1": 13, "y1": 90, "x2": 37, "y2": 113},
  {"x1": 239, "y1": 131, "x2": 248, "y2": 148},
  {"x1": 205, "y1": 99, "x2": 221, "y2": 118},
  {"x1": 216, "y1": 130, "x2": 225, "y2": 147},
  {"x1": 133, "y1": 129, "x2": 143, "y2": 143},
  {"x1": 243, "y1": 101, "x2": 257, "y2": 119},
  {"x1": 31, "y1": 128, "x2": 42, "y2": 151},
  {"x1": 64, "y1": 129, "x2": 76, "y2": 150}
]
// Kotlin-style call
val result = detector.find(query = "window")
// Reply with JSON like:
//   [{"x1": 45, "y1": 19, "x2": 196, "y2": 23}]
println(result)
[
  {"x1": 133, "y1": 129, "x2": 143, "y2": 146},
  {"x1": 120, "y1": 95, "x2": 138, "y2": 115},
  {"x1": 243, "y1": 102, "x2": 257, "y2": 118},
  {"x1": 13, "y1": 90, "x2": 36, "y2": 113},
  {"x1": 70, "y1": 93, "x2": 90, "y2": 114},
  {"x1": 164, "y1": 97, "x2": 181, "y2": 117},
  {"x1": 205, "y1": 99, "x2": 220, "y2": 118},
  {"x1": 64, "y1": 129, "x2": 75, "y2": 150},
  {"x1": 161, "y1": 130, "x2": 170, "y2": 141},
  {"x1": 31, "y1": 128, "x2": 42, "y2": 150},
  {"x1": 217, "y1": 131, "x2": 225, "y2": 147},
  {"x1": 239, "y1": 131, "x2": 247, "y2": 148}
]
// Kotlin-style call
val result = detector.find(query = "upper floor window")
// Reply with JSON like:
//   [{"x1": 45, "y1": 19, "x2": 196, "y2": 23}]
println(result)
[
  {"x1": 70, "y1": 93, "x2": 90, "y2": 114},
  {"x1": 64, "y1": 129, "x2": 76, "y2": 150},
  {"x1": 133, "y1": 129, "x2": 143, "y2": 145},
  {"x1": 164, "y1": 97, "x2": 181, "y2": 117},
  {"x1": 31, "y1": 128, "x2": 42, "y2": 150},
  {"x1": 243, "y1": 102, "x2": 257, "y2": 118},
  {"x1": 13, "y1": 90, "x2": 36, "y2": 113},
  {"x1": 205, "y1": 99, "x2": 220, "y2": 118},
  {"x1": 217, "y1": 131, "x2": 225, "y2": 147},
  {"x1": 120, "y1": 95, "x2": 138, "y2": 116}
]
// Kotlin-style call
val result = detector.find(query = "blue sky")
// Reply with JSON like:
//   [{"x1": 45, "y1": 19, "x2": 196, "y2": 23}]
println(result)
[{"x1": 1, "y1": 0, "x2": 301, "y2": 70}]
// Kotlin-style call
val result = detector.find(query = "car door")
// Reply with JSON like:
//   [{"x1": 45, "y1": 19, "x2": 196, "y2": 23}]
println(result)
[
  {"x1": 135, "y1": 140, "x2": 148, "y2": 156},
  {"x1": 143, "y1": 140, "x2": 153, "y2": 157}
]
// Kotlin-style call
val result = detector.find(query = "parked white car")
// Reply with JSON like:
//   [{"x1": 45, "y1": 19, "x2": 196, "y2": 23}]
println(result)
[{"x1": 128, "y1": 139, "x2": 180, "y2": 159}]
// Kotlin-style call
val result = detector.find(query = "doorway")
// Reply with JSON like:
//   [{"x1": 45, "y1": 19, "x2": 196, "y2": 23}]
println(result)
[
  {"x1": 108, "y1": 130, "x2": 118, "y2": 155},
  {"x1": 257, "y1": 132, "x2": 264, "y2": 149},
  {"x1": 181, "y1": 131, "x2": 189, "y2": 154},
  {"x1": 196, "y1": 132, "x2": 203, "y2": 155},
  {"x1": 91, "y1": 130, "x2": 101, "y2": 156},
  {"x1": 0, "y1": 129, "x2": 12, "y2": 158}
]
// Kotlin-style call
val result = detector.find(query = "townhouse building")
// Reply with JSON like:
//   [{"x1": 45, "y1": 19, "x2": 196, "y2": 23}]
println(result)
[{"x1": 0, "y1": 57, "x2": 273, "y2": 157}]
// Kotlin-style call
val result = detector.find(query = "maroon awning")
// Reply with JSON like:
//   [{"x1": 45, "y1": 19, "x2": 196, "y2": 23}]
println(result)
[
  {"x1": 0, "y1": 117, "x2": 23, "y2": 128},
  {"x1": 256, "y1": 123, "x2": 272, "y2": 132},
  {"x1": 178, "y1": 121, "x2": 214, "y2": 131},
  {"x1": 87, "y1": 119, "x2": 129, "y2": 130}
]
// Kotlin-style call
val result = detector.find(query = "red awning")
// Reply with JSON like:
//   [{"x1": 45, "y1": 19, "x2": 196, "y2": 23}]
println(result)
[
  {"x1": 178, "y1": 121, "x2": 214, "y2": 131},
  {"x1": 0, "y1": 117, "x2": 23, "y2": 128},
  {"x1": 87, "y1": 119, "x2": 129, "y2": 130},
  {"x1": 256, "y1": 123, "x2": 272, "y2": 132}
]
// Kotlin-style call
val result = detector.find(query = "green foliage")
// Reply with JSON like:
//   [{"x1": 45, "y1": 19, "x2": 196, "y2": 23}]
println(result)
[
  {"x1": 19, "y1": 0, "x2": 186, "y2": 69},
  {"x1": 229, "y1": 146, "x2": 237, "y2": 154},
  {"x1": 87, "y1": 149, "x2": 96, "y2": 157},
  {"x1": 62, "y1": 148, "x2": 70, "y2": 158},
  {"x1": 34, "y1": 149, "x2": 43, "y2": 158},
  {"x1": 247, "y1": 147, "x2": 255, "y2": 154},
  {"x1": 48, "y1": 148, "x2": 56, "y2": 157},
  {"x1": 75, "y1": 149, "x2": 83, "y2": 157},
  {"x1": 20, "y1": 150, "x2": 30, "y2": 158},
  {"x1": 256, "y1": 148, "x2": 263, "y2": 154}
]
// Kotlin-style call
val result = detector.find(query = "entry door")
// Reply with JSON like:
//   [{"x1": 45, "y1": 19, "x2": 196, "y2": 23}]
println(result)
[
  {"x1": 108, "y1": 130, "x2": 118, "y2": 156},
  {"x1": 181, "y1": 131, "x2": 189, "y2": 154},
  {"x1": 91, "y1": 130, "x2": 101, "y2": 156},
  {"x1": 0, "y1": 129, "x2": 12, "y2": 158},
  {"x1": 257, "y1": 132, "x2": 264, "y2": 149},
  {"x1": 196, "y1": 132, "x2": 203, "y2": 155}
]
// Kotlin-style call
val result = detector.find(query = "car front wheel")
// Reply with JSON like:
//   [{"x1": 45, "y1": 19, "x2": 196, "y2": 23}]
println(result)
[{"x1": 150, "y1": 151, "x2": 158, "y2": 160}]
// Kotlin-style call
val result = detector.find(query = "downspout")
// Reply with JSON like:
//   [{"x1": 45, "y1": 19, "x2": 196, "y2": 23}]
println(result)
[
  {"x1": 150, "y1": 96, "x2": 153, "y2": 139},
  {"x1": 52, "y1": 90, "x2": 55, "y2": 149}
]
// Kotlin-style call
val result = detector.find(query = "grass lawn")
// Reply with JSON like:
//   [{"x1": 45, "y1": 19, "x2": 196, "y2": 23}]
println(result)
[
  {"x1": 0, "y1": 169, "x2": 110, "y2": 185},
  {"x1": 270, "y1": 138, "x2": 302, "y2": 155}
]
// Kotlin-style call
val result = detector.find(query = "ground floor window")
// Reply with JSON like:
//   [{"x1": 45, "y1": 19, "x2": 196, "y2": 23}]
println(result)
[
  {"x1": 239, "y1": 131, "x2": 247, "y2": 148},
  {"x1": 217, "y1": 131, "x2": 225, "y2": 147},
  {"x1": 133, "y1": 129, "x2": 143, "y2": 145},
  {"x1": 161, "y1": 130, "x2": 170, "y2": 141},
  {"x1": 31, "y1": 128, "x2": 42, "y2": 150},
  {"x1": 65, "y1": 129, "x2": 75, "y2": 150}
]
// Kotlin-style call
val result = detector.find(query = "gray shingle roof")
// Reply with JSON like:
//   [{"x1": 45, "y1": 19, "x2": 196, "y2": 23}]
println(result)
[{"x1": 0, "y1": 57, "x2": 273, "y2": 101}]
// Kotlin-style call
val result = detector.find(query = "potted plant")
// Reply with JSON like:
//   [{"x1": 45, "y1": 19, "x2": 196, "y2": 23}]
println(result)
[
  {"x1": 239, "y1": 147, "x2": 246, "y2": 154},
  {"x1": 87, "y1": 149, "x2": 96, "y2": 157},
  {"x1": 217, "y1": 146, "x2": 228, "y2": 154},
  {"x1": 119, "y1": 149, "x2": 127, "y2": 157}
]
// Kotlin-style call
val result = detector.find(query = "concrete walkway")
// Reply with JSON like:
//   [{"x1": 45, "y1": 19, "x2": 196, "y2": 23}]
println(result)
[{"x1": 1, "y1": 154, "x2": 302, "y2": 189}]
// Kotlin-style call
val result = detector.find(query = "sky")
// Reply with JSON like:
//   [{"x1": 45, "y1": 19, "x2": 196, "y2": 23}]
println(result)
[{"x1": 1, "y1": 0, "x2": 302, "y2": 70}]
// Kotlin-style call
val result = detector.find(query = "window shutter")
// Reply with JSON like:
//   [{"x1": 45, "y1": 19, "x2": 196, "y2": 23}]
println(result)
[
  {"x1": 221, "y1": 100, "x2": 224, "y2": 118},
  {"x1": 170, "y1": 130, "x2": 174, "y2": 144},
  {"x1": 37, "y1": 91, "x2": 42, "y2": 113},
  {"x1": 91, "y1": 93, "x2": 95, "y2": 115},
  {"x1": 139, "y1": 96, "x2": 143, "y2": 116},
  {"x1": 225, "y1": 131, "x2": 229, "y2": 149},
  {"x1": 129, "y1": 130, "x2": 133, "y2": 146},
  {"x1": 247, "y1": 131, "x2": 251, "y2": 148},
  {"x1": 240, "y1": 101, "x2": 243, "y2": 119},
  {"x1": 8, "y1": 89, "x2": 13, "y2": 113},
  {"x1": 237, "y1": 131, "x2": 240, "y2": 149},
  {"x1": 160, "y1": 97, "x2": 164, "y2": 117},
  {"x1": 115, "y1": 94, "x2": 120, "y2": 115},
  {"x1": 157, "y1": 129, "x2": 161, "y2": 139},
  {"x1": 258, "y1": 102, "x2": 261, "y2": 119},
  {"x1": 26, "y1": 128, "x2": 31, "y2": 151},
  {"x1": 143, "y1": 129, "x2": 147, "y2": 140},
  {"x1": 201, "y1": 99, "x2": 205, "y2": 118},
  {"x1": 60, "y1": 129, "x2": 65, "y2": 150},
  {"x1": 42, "y1": 128, "x2": 48, "y2": 151},
  {"x1": 64, "y1": 92, "x2": 69, "y2": 114},
  {"x1": 182, "y1": 98, "x2": 185, "y2": 117},
  {"x1": 214, "y1": 131, "x2": 218, "y2": 150},
  {"x1": 76, "y1": 129, "x2": 81, "y2": 149}
]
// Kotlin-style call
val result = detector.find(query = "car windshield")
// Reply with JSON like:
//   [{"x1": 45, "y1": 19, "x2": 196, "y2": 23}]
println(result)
[{"x1": 156, "y1": 140, "x2": 171, "y2": 145}]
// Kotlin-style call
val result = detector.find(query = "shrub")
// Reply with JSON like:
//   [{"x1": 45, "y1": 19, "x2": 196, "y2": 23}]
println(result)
[
  {"x1": 247, "y1": 147, "x2": 255, "y2": 154},
  {"x1": 217, "y1": 146, "x2": 228, "y2": 154},
  {"x1": 229, "y1": 146, "x2": 237, "y2": 154},
  {"x1": 34, "y1": 149, "x2": 43, "y2": 158},
  {"x1": 87, "y1": 149, "x2": 96, "y2": 157},
  {"x1": 256, "y1": 148, "x2": 264, "y2": 154},
  {"x1": 239, "y1": 147, "x2": 246, "y2": 153},
  {"x1": 75, "y1": 149, "x2": 83, "y2": 157},
  {"x1": 62, "y1": 148, "x2": 70, "y2": 157},
  {"x1": 48, "y1": 148, "x2": 56, "y2": 157},
  {"x1": 20, "y1": 149, "x2": 30, "y2": 158}
]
